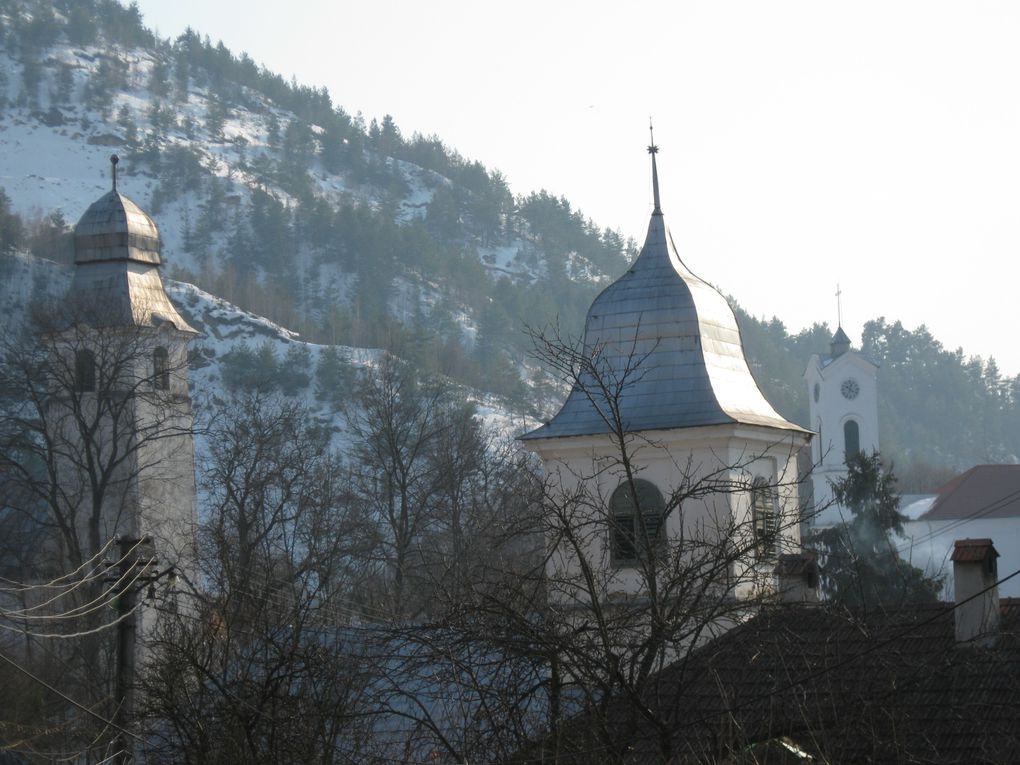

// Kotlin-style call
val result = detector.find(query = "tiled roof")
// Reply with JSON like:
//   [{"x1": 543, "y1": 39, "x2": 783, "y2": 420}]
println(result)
[
  {"x1": 951, "y1": 538, "x2": 998, "y2": 563},
  {"x1": 538, "y1": 600, "x2": 1020, "y2": 764},
  {"x1": 921, "y1": 465, "x2": 1020, "y2": 521}
]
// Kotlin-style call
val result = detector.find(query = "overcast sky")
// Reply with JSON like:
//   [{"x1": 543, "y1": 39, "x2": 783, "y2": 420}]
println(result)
[{"x1": 132, "y1": 0, "x2": 1020, "y2": 375}]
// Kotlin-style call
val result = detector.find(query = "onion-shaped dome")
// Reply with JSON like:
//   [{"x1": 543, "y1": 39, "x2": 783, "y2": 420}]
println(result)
[
  {"x1": 68, "y1": 157, "x2": 195, "y2": 334},
  {"x1": 74, "y1": 189, "x2": 161, "y2": 265},
  {"x1": 523, "y1": 147, "x2": 804, "y2": 441}
]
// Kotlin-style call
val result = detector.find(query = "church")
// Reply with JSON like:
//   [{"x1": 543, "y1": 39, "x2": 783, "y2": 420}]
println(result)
[
  {"x1": 0, "y1": 156, "x2": 202, "y2": 760},
  {"x1": 521, "y1": 137, "x2": 812, "y2": 614},
  {"x1": 803, "y1": 323, "x2": 880, "y2": 527},
  {"x1": 518, "y1": 141, "x2": 1020, "y2": 765},
  {"x1": 59, "y1": 154, "x2": 199, "y2": 586}
]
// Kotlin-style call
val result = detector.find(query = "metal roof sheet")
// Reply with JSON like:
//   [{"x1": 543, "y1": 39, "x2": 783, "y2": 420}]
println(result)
[
  {"x1": 523, "y1": 211, "x2": 806, "y2": 441},
  {"x1": 74, "y1": 190, "x2": 161, "y2": 265},
  {"x1": 69, "y1": 187, "x2": 195, "y2": 333},
  {"x1": 69, "y1": 262, "x2": 197, "y2": 334}
]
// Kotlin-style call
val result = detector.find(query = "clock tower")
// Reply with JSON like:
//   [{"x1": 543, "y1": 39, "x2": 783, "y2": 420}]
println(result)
[{"x1": 803, "y1": 326, "x2": 879, "y2": 528}]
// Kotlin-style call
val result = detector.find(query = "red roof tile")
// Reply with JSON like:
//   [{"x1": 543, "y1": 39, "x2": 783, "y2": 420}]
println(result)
[
  {"x1": 922, "y1": 465, "x2": 1020, "y2": 521},
  {"x1": 951, "y1": 538, "x2": 998, "y2": 563}
]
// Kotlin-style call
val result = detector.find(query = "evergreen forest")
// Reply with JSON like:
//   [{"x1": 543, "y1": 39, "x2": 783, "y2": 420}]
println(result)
[{"x1": 0, "y1": 0, "x2": 1018, "y2": 485}]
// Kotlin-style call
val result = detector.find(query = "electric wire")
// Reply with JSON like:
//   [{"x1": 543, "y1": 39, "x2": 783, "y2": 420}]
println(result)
[
  {"x1": 2, "y1": 538, "x2": 152, "y2": 621},
  {"x1": 0, "y1": 647, "x2": 144, "y2": 744},
  {"x1": 0, "y1": 537, "x2": 117, "y2": 593}
]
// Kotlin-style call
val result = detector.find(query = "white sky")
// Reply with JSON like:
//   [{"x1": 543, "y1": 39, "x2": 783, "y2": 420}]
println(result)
[{"x1": 132, "y1": 0, "x2": 1020, "y2": 376}]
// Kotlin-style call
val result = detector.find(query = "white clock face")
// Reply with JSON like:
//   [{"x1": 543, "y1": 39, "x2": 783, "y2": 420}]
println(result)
[{"x1": 841, "y1": 378, "x2": 860, "y2": 400}]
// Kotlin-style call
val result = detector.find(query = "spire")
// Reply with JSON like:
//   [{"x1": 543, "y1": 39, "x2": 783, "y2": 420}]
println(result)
[
  {"x1": 648, "y1": 119, "x2": 661, "y2": 215},
  {"x1": 110, "y1": 154, "x2": 119, "y2": 192},
  {"x1": 831, "y1": 326, "x2": 851, "y2": 358},
  {"x1": 830, "y1": 283, "x2": 851, "y2": 357}
]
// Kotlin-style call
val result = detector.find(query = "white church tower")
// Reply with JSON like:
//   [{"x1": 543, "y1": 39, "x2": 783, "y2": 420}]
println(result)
[
  {"x1": 63, "y1": 155, "x2": 199, "y2": 579},
  {"x1": 803, "y1": 325, "x2": 879, "y2": 527},
  {"x1": 521, "y1": 137, "x2": 810, "y2": 611}
]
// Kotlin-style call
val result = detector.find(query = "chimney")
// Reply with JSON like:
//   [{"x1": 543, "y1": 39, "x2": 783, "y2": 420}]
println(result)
[
  {"x1": 774, "y1": 552, "x2": 820, "y2": 604},
  {"x1": 951, "y1": 538, "x2": 1000, "y2": 646}
]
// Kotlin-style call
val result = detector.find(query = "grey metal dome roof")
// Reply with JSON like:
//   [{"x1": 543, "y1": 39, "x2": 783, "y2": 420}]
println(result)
[
  {"x1": 68, "y1": 171, "x2": 196, "y2": 334},
  {"x1": 74, "y1": 190, "x2": 161, "y2": 265},
  {"x1": 523, "y1": 196, "x2": 805, "y2": 441}
]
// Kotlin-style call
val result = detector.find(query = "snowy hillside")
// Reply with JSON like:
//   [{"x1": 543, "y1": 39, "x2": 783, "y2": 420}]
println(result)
[
  {"x1": 0, "y1": 1, "x2": 634, "y2": 419},
  {"x1": 0, "y1": 43, "x2": 519, "y2": 278},
  {"x1": 0, "y1": 250, "x2": 534, "y2": 461}
]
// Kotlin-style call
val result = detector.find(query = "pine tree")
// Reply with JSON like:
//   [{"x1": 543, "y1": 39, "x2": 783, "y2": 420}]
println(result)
[
  {"x1": 0, "y1": 188, "x2": 24, "y2": 254},
  {"x1": 314, "y1": 346, "x2": 354, "y2": 408},
  {"x1": 812, "y1": 452, "x2": 943, "y2": 609},
  {"x1": 277, "y1": 345, "x2": 311, "y2": 396}
]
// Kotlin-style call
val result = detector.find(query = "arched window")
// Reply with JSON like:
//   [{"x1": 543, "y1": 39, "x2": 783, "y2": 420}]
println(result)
[
  {"x1": 752, "y1": 477, "x2": 777, "y2": 559},
  {"x1": 844, "y1": 419, "x2": 860, "y2": 461},
  {"x1": 153, "y1": 347, "x2": 170, "y2": 390},
  {"x1": 74, "y1": 350, "x2": 96, "y2": 392},
  {"x1": 610, "y1": 479, "x2": 665, "y2": 565}
]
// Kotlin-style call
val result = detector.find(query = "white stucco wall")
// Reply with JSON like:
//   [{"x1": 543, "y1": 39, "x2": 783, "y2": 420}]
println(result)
[
  {"x1": 804, "y1": 351, "x2": 879, "y2": 527},
  {"x1": 901, "y1": 518, "x2": 1020, "y2": 598},
  {"x1": 526, "y1": 423, "x2": 808, "y2": 606}
]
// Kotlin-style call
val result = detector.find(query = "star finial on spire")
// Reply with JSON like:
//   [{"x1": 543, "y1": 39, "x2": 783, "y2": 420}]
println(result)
[
  {"x1": 647, "y1": 119, "x2": 661, "y2": 215},
  {"x1": 110, "y1": 154, "x2": 119, "y2": 192}
]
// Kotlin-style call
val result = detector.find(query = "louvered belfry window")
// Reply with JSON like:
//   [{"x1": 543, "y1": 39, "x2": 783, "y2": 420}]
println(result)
[
  {"x1": 610, "y1": 479, "x2": 666, "y2": 566},
  {"x1": 752, "y1": 477, "x2": 777, "y2": 559},
  {"x1": 153, "y1": 347, "x2": 170, "y2": 390}
]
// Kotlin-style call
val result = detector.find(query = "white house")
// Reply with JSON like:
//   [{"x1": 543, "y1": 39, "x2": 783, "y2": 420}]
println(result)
[{"x1": 903, "y1": 465, "x2": 1020, "y2": 597}]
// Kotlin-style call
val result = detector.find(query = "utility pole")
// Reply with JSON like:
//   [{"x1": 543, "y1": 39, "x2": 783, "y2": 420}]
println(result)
[{"x1": 110, "y1": 536, "x2": 156, "y2": 765}]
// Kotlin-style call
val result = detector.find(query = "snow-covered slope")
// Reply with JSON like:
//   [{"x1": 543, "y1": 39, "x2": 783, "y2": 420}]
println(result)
[
  {"x1": 0, "y1": 3, "x2": 633, "y2": 419},
  {"x1": 0, "y1": 251, "x2": 532, "y2": 451}
]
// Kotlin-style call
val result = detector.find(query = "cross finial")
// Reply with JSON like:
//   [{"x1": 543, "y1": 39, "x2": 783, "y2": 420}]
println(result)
[
  {"x1": 110, "y1": 154, "x2": 119, "y2": 192},
  {"x1": 647, "y1": 118, "x2": 661, "y2": 215},
  {"x1": 835, "y1": 283, "x2": 843, "y2": 327}
]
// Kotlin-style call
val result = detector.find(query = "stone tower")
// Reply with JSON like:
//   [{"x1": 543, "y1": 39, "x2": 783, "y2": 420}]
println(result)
[{"x1": 803, "y1": 326, "x2": 879, "y2": 527}]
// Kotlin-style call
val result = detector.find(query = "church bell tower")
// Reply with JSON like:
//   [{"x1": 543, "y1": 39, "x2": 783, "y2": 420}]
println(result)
[
  {"x1": 64, "y1": 154, "x2": 199, "y2": 576},
  {"x1": 521, "y1": 135, "x2": 811, "y2": 610},
  {"x1": 803, "y1": 325, "x2": 880, "y2": 527}
]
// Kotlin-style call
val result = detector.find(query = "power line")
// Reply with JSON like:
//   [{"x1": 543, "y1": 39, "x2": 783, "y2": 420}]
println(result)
[{"x1": 0, "y1": 647, "x2": 143, "y2": 744}]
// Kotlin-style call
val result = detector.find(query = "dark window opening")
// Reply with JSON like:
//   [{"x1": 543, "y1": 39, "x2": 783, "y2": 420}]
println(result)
[
  {"x1": 752, "y1": 477, "x2": 777, "y2": 560},
  {"x1": 844, "y1": 420, "x2": 860, "y2": 461},
  {"x1": 75, "y1": 350, "x2": 96, "y2": 392},
  {"x1": 610, "y1": 479, "x2": 666, "y2": 566},
  {"x1": 153, "y1": 347, "x2": 170, "y2": 390}
]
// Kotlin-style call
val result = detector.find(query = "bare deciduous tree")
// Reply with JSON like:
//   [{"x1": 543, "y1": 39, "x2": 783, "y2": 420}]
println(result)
[
  {"x1": 374, "y1": 325, "x2": 810, "y2": 764},
  {"x1": 138, "y1": 394, "x2": 378, "y2": 764},
  {"x1": 345, "y1": 355, "x2": 457, "y2": 619},
  {"x1": 0, "y1": 296, "x2": 196, "y2": 761}
]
